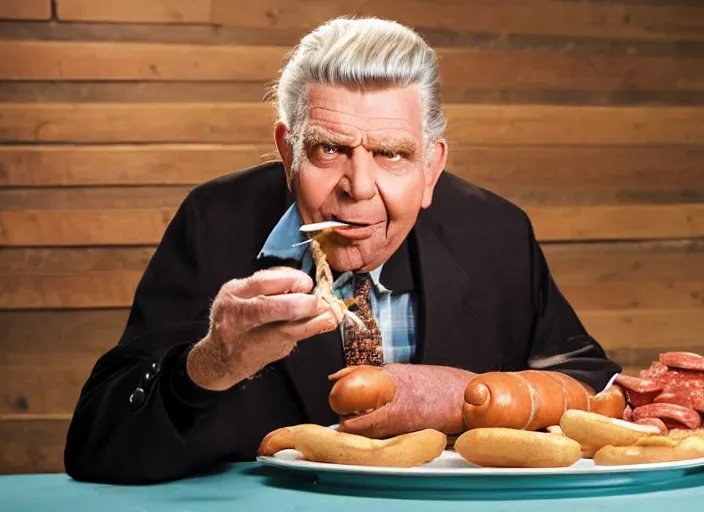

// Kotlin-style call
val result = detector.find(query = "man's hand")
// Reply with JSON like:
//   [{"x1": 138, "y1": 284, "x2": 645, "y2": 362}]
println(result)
[{"x1": 186, "y1": 267, "x2": 340, "y2": 391}]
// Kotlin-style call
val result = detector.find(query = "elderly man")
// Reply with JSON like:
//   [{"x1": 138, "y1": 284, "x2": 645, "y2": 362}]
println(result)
[{"x1": 64, "y1": 17, "x2": 620, "y2": 484}]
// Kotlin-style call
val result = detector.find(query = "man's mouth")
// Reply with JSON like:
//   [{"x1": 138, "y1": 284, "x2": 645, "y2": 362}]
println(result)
[{"x1": 329, "y1": 214, "x2": 373, "y2": 228}]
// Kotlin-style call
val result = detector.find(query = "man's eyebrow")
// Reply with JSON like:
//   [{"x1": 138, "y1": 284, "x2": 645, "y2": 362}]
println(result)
[
  {"x1": 303, "y1": 126, "x2": 355, "y2": 146},
  {"x1": 304, "y1": 126, "x2": 418, "y2": 154},
  {"x1": 367, "y1": 137, "x2": 418, "y2": 155}
]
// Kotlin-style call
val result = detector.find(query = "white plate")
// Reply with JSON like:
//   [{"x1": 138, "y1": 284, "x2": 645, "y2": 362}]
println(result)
[{"x1": 256, "y1": 449, "x2": 704, "y2": 496}]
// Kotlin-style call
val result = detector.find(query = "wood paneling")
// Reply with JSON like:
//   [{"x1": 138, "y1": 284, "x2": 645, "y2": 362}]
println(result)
[
  {"x1": 212, "y1": 0, "x2": 704, "y2": 41},
  {"x1": 0, "y1": 0, "x2": 51, "y2": 20},
  {"x1": 3, "y1": 41, "x2": 704, "y2": 92},
  {"x1": 2, "y1": 103, "x2": 703, "y2": 144},
  {"x1": 0, "y1": 418, "x2": 69, "y2": 474},
  {"x1": 56, "y1": 0, "x2": 210, "y2": 23}
]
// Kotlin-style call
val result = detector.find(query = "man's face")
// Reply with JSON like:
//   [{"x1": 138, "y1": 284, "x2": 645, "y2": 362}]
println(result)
[{"x1": 276, "y1": 84, "x2": 447, "y2": 272}]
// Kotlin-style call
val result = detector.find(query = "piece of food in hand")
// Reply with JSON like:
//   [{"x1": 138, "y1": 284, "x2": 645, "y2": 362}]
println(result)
[
  {"x1": 462, "y1": 370, "x2": 623, "y2": 431},
  {"x1": 309, "y1": 235, "x2": 364, "y2": 329},
  {"x1": 258, "y1": 423, "x2": 446, "y2": 467},
  {"x1": 593, "y1": 435, "x2": 704, "y2": 466},
  {"x1": 559, "y1": 410, "x2": 660, "y2": 450},
  {"x1": 329, "y1": 364, "x2": 476, "y2": 438},
  {"x1": 455, "y1": 428, "x2": 582, "y2": 468}
]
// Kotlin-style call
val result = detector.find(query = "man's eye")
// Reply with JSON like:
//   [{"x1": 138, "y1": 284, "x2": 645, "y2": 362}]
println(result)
[
  {"x1": 378, "y1": 151, "x2": 402, "y2": 162},
  {"x1": 321, "y1": 144, "x2": 338, "y2": 155}
]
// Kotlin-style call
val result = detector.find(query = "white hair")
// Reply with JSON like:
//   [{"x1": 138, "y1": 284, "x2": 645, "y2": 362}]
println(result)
[{"x1": 270, "y1": 17, "x2": 447, "y2": 170}]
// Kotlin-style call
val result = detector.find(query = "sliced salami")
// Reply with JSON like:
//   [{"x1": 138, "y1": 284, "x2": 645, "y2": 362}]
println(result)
[
  {"x1": 614, "y1": 374, "x2": 663, "y2": 393},
  {"x1": 632, "y1": 403, "x2": 702, "y2": 430},
  {"x1": 659, "y1": 352, "x2": 704, "y2": 372},
  {"x1": 654, "y1": 391, "x2": 704, "y2": 413},
  {"x1": 634, "y1": 417, "x2": 668, "y2": 435}
]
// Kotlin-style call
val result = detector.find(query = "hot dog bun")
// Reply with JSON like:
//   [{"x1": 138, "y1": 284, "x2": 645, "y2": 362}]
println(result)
[
  {"x1": 559, "y1": 409, "x2": 660, "y2": 450},
  {"x1": 257, "y1": 424, "x2": 447, "y2": 467},
  {"x1": 454, "y1": 428, "x2": 582, "y2": 468},
  {"x1": 593, "y1": 436, "x2": 704, "y2": 466}
]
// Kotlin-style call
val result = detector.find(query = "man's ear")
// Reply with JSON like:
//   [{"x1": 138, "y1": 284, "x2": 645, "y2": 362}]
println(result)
[
  {"x1": 274, "y1": 122, "x2": 295, "y2": 188},
  {"x1": 421, "y1": 140, "x2": 448, "y2": 208}
]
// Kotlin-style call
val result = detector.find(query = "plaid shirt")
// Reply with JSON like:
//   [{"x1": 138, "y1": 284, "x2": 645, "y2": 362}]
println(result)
[{"x1": 257, "y1": 205, "x2": 417, "y2": 363}]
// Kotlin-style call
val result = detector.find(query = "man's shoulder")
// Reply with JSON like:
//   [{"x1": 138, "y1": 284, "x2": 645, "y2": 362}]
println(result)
[
  {"x1": 184, "y1": 160, "x2": 288, "y2": 209},
  {"x1": 430, "y1": 172, "x2": 531, "y2": 233}
]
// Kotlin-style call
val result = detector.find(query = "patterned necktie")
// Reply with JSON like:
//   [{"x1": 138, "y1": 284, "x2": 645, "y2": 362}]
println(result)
[{"x1": 342, "y1": 274, "x2": 384, "y2": 366}]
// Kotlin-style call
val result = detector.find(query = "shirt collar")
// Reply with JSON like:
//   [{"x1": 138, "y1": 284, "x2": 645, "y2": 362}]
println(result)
[{"x1": 257, "y1": 203, "x2": 415, "y2": 293}]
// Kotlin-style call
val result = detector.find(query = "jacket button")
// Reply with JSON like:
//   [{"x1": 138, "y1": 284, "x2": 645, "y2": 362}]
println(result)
[{"x1": 129, "y1": 388, "x2": 145, "y2": 408}]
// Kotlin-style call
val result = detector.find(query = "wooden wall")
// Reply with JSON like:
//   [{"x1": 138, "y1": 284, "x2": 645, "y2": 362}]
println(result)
[{"x1": 1, "y1": 0, "x2": 703, "y2": 474}]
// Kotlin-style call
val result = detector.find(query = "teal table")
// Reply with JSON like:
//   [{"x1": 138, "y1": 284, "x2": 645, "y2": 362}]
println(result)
[{"x1": 3, "y1": 462, "x2": 704, "y2": 511}]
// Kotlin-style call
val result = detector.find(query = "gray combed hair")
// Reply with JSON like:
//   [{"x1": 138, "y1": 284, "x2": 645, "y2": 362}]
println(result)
[{"x1": 269, "y1": 17, "x2": 447, "y2": 170}]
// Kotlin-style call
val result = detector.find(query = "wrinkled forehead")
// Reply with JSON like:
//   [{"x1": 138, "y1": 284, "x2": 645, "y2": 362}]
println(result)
[{"x1": 303, "y1": 84, "x2": 424, "y2": 141}]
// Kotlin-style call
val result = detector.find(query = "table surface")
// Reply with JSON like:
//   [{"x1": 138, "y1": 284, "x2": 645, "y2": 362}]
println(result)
[{"x1": 3, "y1": 461, "x2": 704, "y2": 512}]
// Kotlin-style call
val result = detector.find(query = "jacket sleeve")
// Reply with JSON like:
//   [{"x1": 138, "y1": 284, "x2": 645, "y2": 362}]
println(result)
[
  {"x1": 523, "y1": 216, "x2": 622, "y2": 392},
  {"x1": 64, "y1": 194, "x2": 239, "y2": 484}
]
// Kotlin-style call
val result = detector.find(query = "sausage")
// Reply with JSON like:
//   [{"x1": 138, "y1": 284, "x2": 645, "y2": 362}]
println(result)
[
  {"x1": 659, "y1": 352, "x2": 704, "y2": 372},
  {"x1": 632, "y1": 403, "x2": 703, "y2": 430},
  {"x1": 462, "y1": 370, "x2": 622, "y2": 431},
  {"x1": 590, "y1": 383, "x2": 628, "y2": 418},
  {"x1": 328, "y1": 364, "x2": 476, "y2": 438}
]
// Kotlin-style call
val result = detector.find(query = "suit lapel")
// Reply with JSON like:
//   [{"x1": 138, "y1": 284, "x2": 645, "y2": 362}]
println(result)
[{"x1": 411, "y1": 211, "x2": 504, "y2": 372}]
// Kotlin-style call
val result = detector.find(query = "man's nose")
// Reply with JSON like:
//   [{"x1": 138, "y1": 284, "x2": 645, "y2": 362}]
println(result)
[{"x1": 341, "y1": 149, "x2": 376, "y2": 201}]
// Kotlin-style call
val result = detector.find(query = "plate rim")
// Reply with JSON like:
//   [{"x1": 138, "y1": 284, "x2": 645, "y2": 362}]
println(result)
[{"x1": 256, "y1": 449, "x2": 704, "y2": 477}]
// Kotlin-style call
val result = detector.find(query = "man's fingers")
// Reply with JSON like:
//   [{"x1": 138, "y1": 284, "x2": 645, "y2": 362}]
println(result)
[
  {"x1": 277, "y1": 312, "x2": 339, "y2": 342},
  {"x1": 226, "y1": 268, "x2": 314, "y2": 299},
  {"x1": 239, "y1": 294, "x2": 326, "y2": 329}
]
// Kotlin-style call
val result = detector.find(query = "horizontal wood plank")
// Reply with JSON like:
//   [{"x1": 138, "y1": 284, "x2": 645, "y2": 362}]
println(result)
[
  {"x1": 56, "y1": 0, "x2": 210, "y2": 23},
  {"x1": 2, "y1": 308, "x2": 702, "y2": 416},
  {"x1": 2, "y1": 41, "x2": 704, "y2": 92},
  {"x1": 0, "y1": 209, "x2": 175, "y2": 246},
  {"x1": 528, "y1": 204, "x2": 704, "y2": 242},
  {"x1": 2, "y1": 241, "x2": 703, "y2": 309},
  {"x1": 2, "y1": 103, "x2": 703, "y2": 144},
  {"x1": 0, "y1": 145, "x2": 272, "y2": 186},
  {"x1": 0, "y1": 419, "x2": 68, "y2": 474},
  {"x1": 2, "y1": 145, "x2": 703, "y2": 205},
  {"x1": 0, "y1": 0, "x2": 51, "y2": 20},
  {"x1": 2, "y1": 309, "x2": 128, "y2": 353},
  {"x1": 212, "y1": 0, "x2": 704, "y2": 42},
  {"x1": 0, "y1": 103, "x2": 275, "y2": 144},
  {"x1": 0, "y1": 41, "x2": 286, "y2": 82}
]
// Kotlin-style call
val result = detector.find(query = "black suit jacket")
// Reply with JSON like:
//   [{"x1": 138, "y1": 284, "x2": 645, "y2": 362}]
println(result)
[{"x1": 64, "y1": 162, "x2": 621, "y2": 484}]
